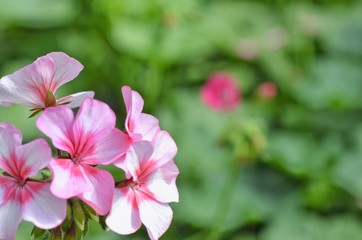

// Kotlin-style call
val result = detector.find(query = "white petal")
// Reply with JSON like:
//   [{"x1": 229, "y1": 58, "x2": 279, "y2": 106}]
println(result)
[
  {"x1": 57, "y1": 91, "x2": 95, "y2": 108},
  {"x1": 142, "y1": 160, "x2": 179, "y2": 203},
  {"x1": 0, "y1": 199, "x2": 22, "y2": 240},
  {"x1": 134, "y1": 113, "x2": 160, "y2": 141},
  {"x1": 137, "y1": 194, "x2": 173, "y2": 240},
  {"x1": 106, "y1": 188, "x2": 142, "y2": 235},
  {"x1": 150, "y1": 131, "x2": 177, "y2": 168},
  {"x1": 22, "y1": 182, "x2": 67, "y2": 229}
]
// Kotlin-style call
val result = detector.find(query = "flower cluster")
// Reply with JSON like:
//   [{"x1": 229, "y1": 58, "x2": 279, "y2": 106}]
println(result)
[{"x1": 0, "y1": 52, "x2": 179, "y2": 240}]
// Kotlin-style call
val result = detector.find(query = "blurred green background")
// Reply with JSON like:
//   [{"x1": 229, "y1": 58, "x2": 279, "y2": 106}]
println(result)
[{"x1": 1, "y1": 0, "x2": 362, "y2": 239}]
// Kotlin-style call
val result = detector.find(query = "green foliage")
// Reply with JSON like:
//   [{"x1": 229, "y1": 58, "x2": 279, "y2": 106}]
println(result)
[{"x1": 0, "y1": 0, "x2": 361, "y2": 239}]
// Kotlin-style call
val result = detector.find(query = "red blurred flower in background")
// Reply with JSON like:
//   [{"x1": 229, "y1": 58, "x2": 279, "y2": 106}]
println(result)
[
  {"x1": 257, "y1": 81, "x2": 277, "y2": 100},
  {"x1": 200, "y1": 72, "x2": 241, "y2": 111}
]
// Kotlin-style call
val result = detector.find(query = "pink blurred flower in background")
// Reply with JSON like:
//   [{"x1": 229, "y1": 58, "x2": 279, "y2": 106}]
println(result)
[
  {"x1": 257, "y1": 81, "x2": 277, "y2": 99},
  {"x1": 200, "y1": 72, "x2": 241, "y2": 111},
  {"x1": 0, "y1": 52, "x2": 94, "y2": 111},
  {"x1": 0, "y1": 123, "x2": 66, "y2": 240}
]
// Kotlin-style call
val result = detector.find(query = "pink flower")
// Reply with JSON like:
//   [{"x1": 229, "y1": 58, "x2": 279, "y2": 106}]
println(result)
[
  {"x1": 0, "y1": 52, "x2": 94, "y2": 111},
  {"x1": 36, "y1": 98, "x2": 130, "y2": 215},
  {"x1": 106, "y1": 131, "x2": 179, "y2": 240},
  {"x1": 0, "y1": 123, "x2": 66, "y2": 240},
  {"x1": 122, "y1": 86, "x2": 160, "y2": 142},
  {"x1": 200, "y1": 72, "x2": 241, "y2": 111},
  {"x1": 257, "y1": 81, "x2": 277, "y2": 99}
]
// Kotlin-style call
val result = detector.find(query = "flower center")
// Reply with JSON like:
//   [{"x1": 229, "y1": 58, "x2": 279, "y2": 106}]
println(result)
[
  {"x1": 71, "y1": 155, "x2": 80, "y2": 163},
  {"x1": 17, "y1": 178, "x2": 27, "y2": 187}
]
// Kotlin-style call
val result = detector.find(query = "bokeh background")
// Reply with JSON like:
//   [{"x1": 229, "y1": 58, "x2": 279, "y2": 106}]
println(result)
[{"x1": 1, "y1": 0, "x2": 362, "y2": 239}]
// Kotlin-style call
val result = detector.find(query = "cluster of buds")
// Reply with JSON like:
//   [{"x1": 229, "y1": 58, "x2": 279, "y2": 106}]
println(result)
[{"x1": 0, "y1": 52, "x2": 179, "y2": 240}]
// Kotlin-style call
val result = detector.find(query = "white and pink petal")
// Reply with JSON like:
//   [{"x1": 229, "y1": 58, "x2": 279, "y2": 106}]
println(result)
[
  {"x1": 56, "y1": 91, "x2": 94, "y2": 109},
  {"x1": 22, "y1": 182, "x2": 66, "y2": 229},
  {"x1": 0, "y1": 198, "x2": 22, "y2": 240},
  {"x1": 106, "y1": 188, "x2": 142, "y2": 235},
  {"x1": 77, "y1": 165, "x2": 114, "y2": 215},
  {"x1": 15, "y1": 139, "x2": 51, "y2": 178},
  {"x1": 49, "y1": 159, "x2": 91, "y2": 199},
  {"x1": 36, "y1": 106, "x2": 74, "y2": 154},
  {"x1": 137, "y1": 193, "x2": 173, "y2": 240},
  {"x1": 141, "y1": 160, "x2": 179, "y2": 203}
]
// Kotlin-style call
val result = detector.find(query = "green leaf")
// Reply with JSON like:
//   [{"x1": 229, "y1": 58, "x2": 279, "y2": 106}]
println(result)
[{"x1": 30, "y1": 226, "x2": 47, "y2": 240}]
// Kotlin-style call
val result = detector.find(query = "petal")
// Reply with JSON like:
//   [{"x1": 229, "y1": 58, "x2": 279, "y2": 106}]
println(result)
[
  {"x1": 125, "y1": 141, "x2": 154, "y2": 180},
  {"x1": 82, "y1": 129, "x2": 130, "y2": 165},
  {"x1": 137, "y1": 194, "x2": 173, "y2": 240},
  {"x1": 36, "y1": 106, "x2": 74, "y2": 154},
  {"x1": 72, "y1": 98, "x2": 116, "y2": 153},
  {"x1": 15, "y1": 139, "x2": 51, "y2": 178},
  {"x1": 0, "y1": 123, "x2": 22, "y2": 175},
  {"x1": 133, "y1": 113, "x2": 160, "y2": 141},
  {"x1": 106, "y1": 188, "x2": 142, "y2": 235},
  {"x1": 150, "y1": 131, "x2": 177, "y2": 168},
  {"x1": 56, "y1": 91, "x2": 95, "y2": 108},
  {"x1": 77, "y1": 165, "x2": 114, "y2": 215},
  {"x1": 141, "y1": 160, "x2": 179, "y2": 203},
  {"x1": 22, "y1": 182, "x2": 67, "y2": 229},
  {"x1": 0, "y1": 58, "x2": 51, "y2": 107},
  {"x1": 0, "y1": 199, "x2": 22, "y2": 240},
  {"x1": 0, "y1": 176, "x2": 18, "y2": 206},
  {"x1": 49, "y1": 159, "x2": 91, "y2": 199},
  {"x1": 122, "y1": 86, "x2": 144, "y2": 132},
  {"x1": 45, "y1": 52, "x2": 84, "y2": 91}
]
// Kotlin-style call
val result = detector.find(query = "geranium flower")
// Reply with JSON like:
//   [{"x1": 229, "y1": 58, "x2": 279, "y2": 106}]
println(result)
[
  {"x1": 200, "y1": 72, "x2": 241, "y2": 111},
  {"x1": 0, "y1": 52, "x2": 94, "y2": 115},
  {"x1": 106, "y1": 131, "x2": 179, "y2": 240},
  {"x1": 0, "y1": 123, "x2": 66, "y2": 240},
  {"x1": 36, "y1": 98, "x2": 129, "y2": 215}
]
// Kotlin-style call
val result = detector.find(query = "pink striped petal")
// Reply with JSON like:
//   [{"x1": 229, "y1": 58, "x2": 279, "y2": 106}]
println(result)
[
  {"x1": 36, "y1": 106, "x2": 74, "y2": 154},
  {"x1": 73, "y1": 98, "x2": 116, "y2": 150},
  {"x1": 0, "y1": 198, "x2": 22, "y2": 240},
  {"x1": 142, "y1": 160, "x2": 179, "y2": 203},
  {"x1": 0, "y1": 176, "x2": 17, "y2": 206},
  {"x1": 150, "y1": 131, "x2": 177, "y2": 168},
  {"x1": 125, "y1": 141, "x2": 154, "y2": 180},
  {"x1": 133, "y1": 113, "x2": 160, "y2": 141},
  {"x1": 77, "y1": 165, "x2": 114, "y2": 215},
  {"x1": 22, "y1": 182, "x2": 66, "y2": 229},
  {"x1": 82, "y1": 129, "x2": 130, "y2": 165},
  {"x1": 45, "y1": 52, "x2": 83, "y2": 91},
  {"x1": 106, "y1": 188, "x2": 141, "y2": 235},
  {"x1": 0, "y1": 59, "x2": 51, "y2": 107},
  {"x1": 122, "y1": 86, "x2": 144, "y2": 132},
  {"x1": 15, "y1": 139, "x2": 51, "y2": 178},
  {"x1": 57, "y1": 91, "x2": 95, "y2": 109},
  {"x1": 49, "y1": 159, "x2": 91, "y2": 199},
  {"x1": 137, "y1": 194, "x2": 173, "y2": 240}
]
